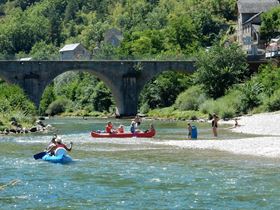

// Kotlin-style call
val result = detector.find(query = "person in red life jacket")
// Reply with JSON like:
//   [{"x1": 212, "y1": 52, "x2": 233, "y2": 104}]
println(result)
[
  {"x1": 55, "y1": 137, "x2": 73, "y2": 151},
  {"x1": 117, "y1": 125, "x2": 124, "y2": 133},
  {"x1": 105, "y1": 121, "x2": 116, "y2": 133}
]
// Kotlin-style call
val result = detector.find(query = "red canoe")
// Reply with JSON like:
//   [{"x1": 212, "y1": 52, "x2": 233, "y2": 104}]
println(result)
[{"x1": 91, "y1": 130, "x2": 156, "y2": 138}]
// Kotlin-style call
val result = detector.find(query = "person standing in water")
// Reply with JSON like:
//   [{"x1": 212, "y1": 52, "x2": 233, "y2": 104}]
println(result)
[
  {"x1": 187, "y1": 123, "x2": 192, "y2": 139},
  {"x1": 211, "y1": 114, "x2": 219, "y2": 137}
]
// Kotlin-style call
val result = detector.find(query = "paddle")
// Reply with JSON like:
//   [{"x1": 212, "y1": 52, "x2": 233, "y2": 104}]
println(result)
[{"x1": 33, "y1": 152, "x2": 47, "y2": 160}]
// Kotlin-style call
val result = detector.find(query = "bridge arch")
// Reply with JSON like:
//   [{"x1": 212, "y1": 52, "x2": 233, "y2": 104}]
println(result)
[
  {"x1": 42, "y1": 69, "x2": 122, "y2": 115},
  {"x1": 0, "y1": 60, "x2": 196, "y2": 116}
]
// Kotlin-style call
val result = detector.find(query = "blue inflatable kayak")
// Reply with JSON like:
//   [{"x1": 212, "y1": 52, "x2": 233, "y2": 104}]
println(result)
[{"x1": 42, "y1": 148, "x2": 72, "y2": 164}]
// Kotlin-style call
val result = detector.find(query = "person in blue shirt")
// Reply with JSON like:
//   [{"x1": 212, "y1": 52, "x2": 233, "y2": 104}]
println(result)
[{"x1": 130, "y1": 121, "x2": 136, "y2": 133}]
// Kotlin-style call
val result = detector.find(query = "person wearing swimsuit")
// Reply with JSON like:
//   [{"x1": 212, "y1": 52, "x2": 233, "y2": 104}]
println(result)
[{"x1": 212, "y1": 114, "x2": 219, "y2": 137}]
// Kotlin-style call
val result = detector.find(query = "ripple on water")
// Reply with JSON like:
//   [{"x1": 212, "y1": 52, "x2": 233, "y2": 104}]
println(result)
[{"x1": 1, "y1": 119, "x2": 280, "y2": 209}]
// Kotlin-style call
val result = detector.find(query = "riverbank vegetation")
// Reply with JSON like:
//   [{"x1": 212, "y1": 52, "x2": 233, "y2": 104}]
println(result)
[
  {"x1": 0, "y1": 0, "x2": 279, "y2": 126},
  {"x1": 0, "y1": 79, "x2": 36, "y2": 131}
]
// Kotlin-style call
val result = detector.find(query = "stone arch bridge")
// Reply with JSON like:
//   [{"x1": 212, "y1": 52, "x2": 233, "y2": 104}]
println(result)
[
  {"x1": 0, "y1": 60, "x2": 264, "y2": 116},
  {"x1": 0, "y1": 60, "x2": 196, "y2": 116}
]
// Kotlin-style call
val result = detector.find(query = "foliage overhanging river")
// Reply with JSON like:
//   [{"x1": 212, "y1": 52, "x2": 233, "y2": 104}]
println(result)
[{"x1": 1, "y1": 117, "x2": 280, "y2": 209}]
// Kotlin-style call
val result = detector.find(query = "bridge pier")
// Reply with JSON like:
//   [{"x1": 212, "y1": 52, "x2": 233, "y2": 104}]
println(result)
[
  {"x1": 117, "y1": 76, "x2": 138, "y2": 117},
  {"x1": 19, "y1": 76, "x2": 47, "y2": 108}
]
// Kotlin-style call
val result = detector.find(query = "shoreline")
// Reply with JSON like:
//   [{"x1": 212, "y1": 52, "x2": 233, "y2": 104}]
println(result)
[{"x1": 156, "y1": 112, "x2": 280, "y2": 159}]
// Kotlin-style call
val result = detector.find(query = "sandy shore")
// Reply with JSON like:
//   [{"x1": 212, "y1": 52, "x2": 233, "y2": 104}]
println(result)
[{"x1": 157, "y1": 112, "x2": 280, "y2": 158}]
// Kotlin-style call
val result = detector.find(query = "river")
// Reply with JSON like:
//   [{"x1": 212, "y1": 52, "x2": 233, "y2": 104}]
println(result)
[{"x1": 1, "y1": 118, "x2": 280, "y2": 209}]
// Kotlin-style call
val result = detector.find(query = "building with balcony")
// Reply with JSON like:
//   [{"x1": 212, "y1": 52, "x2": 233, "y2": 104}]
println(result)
[{"x1": 237, "y1": 0, "x2": 279, "y2": 57}]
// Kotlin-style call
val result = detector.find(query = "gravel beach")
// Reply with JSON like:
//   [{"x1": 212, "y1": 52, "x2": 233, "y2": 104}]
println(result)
[{"x1": 157, "y1": 112, "x2": 280, "y2": 158}]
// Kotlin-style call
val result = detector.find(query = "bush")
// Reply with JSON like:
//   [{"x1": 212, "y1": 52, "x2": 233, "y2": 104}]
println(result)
[
  {"x1": 174, "y1": 85, "x2": 207, "y2": 111},
  {"x1": 265, "y1": 89, "x2": 280, "y2": 112},
  {"x1": 238, "y1": 80, "x2": 264, "y2": 114},
  {"x1": 254, "y1": 64, "x2": 280, "y2": 97},
  {"x1": 199, "y1": 88, "x2": 242, "y2": 119},
  {"x1": 46, "y1": 98, "x2": 72, "y2": 116},
  {"x1": 147, "y1": 106, "x2": 206, "y2": 120},
  {"x1": 139, "y1": 102, "x2": 150, "y2": 114},
  {"x1": 0, "y1": 80, "x2": 36, "y2": 129},
  {"x1": 199, "y1": 99, "x2": 218, "y2": 115}
]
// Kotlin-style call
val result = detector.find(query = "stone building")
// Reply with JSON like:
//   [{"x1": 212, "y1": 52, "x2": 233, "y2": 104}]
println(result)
[
  {"x1": 59, "y1": 43, "x2": 91, "y2": 60},
  {"x1": 237, "y1": 0, "x2": 279, "y2": 55}
]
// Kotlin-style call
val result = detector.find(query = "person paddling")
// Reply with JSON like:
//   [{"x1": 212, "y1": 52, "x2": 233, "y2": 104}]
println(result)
[{"x1": 55, "y1": 137, "x2": 73, "y2": 152}]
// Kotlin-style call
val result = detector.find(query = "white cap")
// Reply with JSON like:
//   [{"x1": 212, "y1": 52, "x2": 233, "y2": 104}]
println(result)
[{"x1": 55, "y1": 136, "x2": 62, "y2": 143}]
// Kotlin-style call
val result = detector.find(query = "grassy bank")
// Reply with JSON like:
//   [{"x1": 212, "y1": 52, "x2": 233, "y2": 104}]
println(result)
[
  {"x1": 0, "y1": 111, "x2": 36, "y2": 131},
  {"x1": 0, "y1": 80, "x2": 37, "y2": 131}
]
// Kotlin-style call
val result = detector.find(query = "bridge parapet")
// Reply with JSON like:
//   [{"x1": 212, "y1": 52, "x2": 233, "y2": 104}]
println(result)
[{"x1": 0, "y1": 60, "x2": 195, "y2": 116}]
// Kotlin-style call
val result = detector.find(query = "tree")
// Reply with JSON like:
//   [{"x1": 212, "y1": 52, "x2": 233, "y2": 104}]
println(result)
[
  {"x1": 30, "y1": 41, "x2": 59, "y2": 60},
  {"x1": 195, "y1": 44, "x2": 249, "y2": 99},
  {"x1": 260, "y1": 6, "x2": 280, "y2": 43},
  {"x1": 39, "y1": 83, "x2": 56, "y2": 115},
  {"x1": 91, "y1": 82, "x2": 113, "y2": 112},
  {"x1": 15, "y1": 0, "x2": 41, "y2": 10},
  {"x1": 120, "y1": 29, "x2": 165, "y2": 58},
  {"x1": 191, "y1": 8, "x2": 225, "y2": 46},
  {"x1": 139, "y1": 72, "x2": 191, "y2": 109},
  {"x1": 64, "y1": 0, "x2": 79, "y2": 22},
  {"x1": 165, "y1": 13, "x2": 198, "y2": 53}
]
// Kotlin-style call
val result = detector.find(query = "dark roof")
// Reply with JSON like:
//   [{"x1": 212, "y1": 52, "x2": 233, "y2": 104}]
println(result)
[
  {"x1": 243, "y1": 12, "x2": 262, "y2": 25},
  {"x1": 238, "y1": 0, "x2": 279, "y2": 14}
]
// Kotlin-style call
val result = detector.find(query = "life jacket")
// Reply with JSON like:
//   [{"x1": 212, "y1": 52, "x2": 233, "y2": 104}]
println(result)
[
  {"x1": 56, "y1": 143, "x2": 67, "y2": 149},
  {"x1": 118, "y1": 127, "x2": 124, "y2": 133},
  {"x1": 106, "y1": 125, "x2": 113, "y2": 133}
]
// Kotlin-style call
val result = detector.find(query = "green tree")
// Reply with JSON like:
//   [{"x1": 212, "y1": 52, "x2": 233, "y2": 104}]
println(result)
[
  {"x1": 15, "y1": 0, "x2": 41, "y2": 10},
  {"x1": 191, "y1": 8, "x2": 225, "y2": 46},
  {"x1": 39, "y1": 83, "x2": 56, "y2": 115},
  {"x1": 165, "y1": 13, "x2": 198, "y2": 53},
  {"x1": 30, "y1": 41, "x2": 59, "y2": 60},
  {"x1": 91, "y1": 82, "x2": 113, "y2": 112},
  {"x1": 120, "y1": 29, "x2": 165, "y2": 58},
  {"x1": 260, "y1": 6, "x2": 280, "y2": 43},
  {"x1": 195, "y1": 44, "x2": 249, "y2": 99},
  {"x1": 139, "y1": 72, "x2": 191, "y2": 109},
  {"x1": 64, "y1": 0, "x2": 79, "y2": 22}
]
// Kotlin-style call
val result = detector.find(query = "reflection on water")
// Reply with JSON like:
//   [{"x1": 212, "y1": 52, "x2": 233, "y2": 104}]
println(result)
[{"x1": 0, "y1": 117, "x2": 279, "y2": 209}]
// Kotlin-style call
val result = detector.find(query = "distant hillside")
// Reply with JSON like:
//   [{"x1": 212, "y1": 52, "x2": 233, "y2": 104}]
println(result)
[{"x1": 0, "y1": 0, "x2": 237, "y2": 60}]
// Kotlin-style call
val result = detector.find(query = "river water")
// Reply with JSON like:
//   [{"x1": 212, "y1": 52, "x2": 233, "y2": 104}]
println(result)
[{"x1": 1, "y1": 118, "x2": 280, "y2": 209}]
